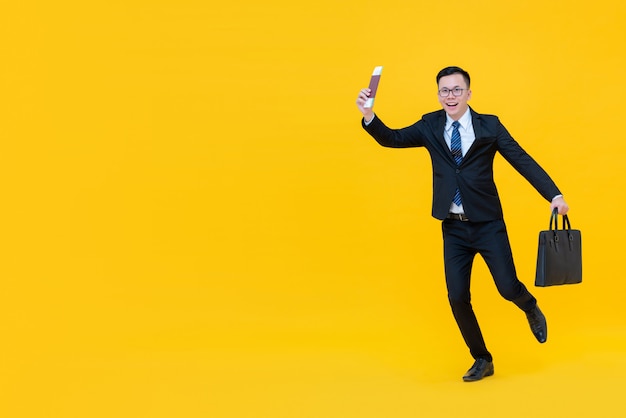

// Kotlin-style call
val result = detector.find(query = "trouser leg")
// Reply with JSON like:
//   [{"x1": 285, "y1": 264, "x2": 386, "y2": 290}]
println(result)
[
  {"x1": 442, "y1": 220, "x2": 492, "y2": 361},
  {"x1": 477, "y1": 220, "x2": 537, "y2": 312}
]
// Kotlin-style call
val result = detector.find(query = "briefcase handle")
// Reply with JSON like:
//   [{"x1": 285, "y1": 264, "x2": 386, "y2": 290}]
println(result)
[{"x1": 549, "y1": 208, "x2": 572, "y2": 231}]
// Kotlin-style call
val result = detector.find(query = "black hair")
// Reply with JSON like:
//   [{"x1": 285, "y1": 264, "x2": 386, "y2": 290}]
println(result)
[{"x1": 436, "y1": 66, "x2": 470, "y2": 88}]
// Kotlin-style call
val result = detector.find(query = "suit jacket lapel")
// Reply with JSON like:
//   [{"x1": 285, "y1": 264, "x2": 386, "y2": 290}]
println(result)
[
  {"x1": 434, "y1": 111, "x2": 455, "y2": 161},
  {"x1": 461, "y1": 108, "x2": 483, "y2": 163},
  {"x1": 470, "y1": 108, "x2": 484, "y2": 140}
]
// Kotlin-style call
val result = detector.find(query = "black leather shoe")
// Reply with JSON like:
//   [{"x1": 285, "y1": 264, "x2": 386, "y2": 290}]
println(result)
[
  {"x1": 463, "y1": 358, "x2": 494, "y2": 382},
  {"x1": 526, "y1": 305, "x2": 547, "y2": 343}
]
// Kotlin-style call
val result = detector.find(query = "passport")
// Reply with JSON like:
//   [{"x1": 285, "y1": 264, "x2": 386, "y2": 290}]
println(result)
[{"x1": 364, "y1": 66, "x2": 383, "y2": 108}]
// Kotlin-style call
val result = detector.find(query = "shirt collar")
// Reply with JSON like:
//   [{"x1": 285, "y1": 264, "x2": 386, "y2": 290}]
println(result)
[{"x1": 445, "y1": 108, "x2": 472, "y2": 131}]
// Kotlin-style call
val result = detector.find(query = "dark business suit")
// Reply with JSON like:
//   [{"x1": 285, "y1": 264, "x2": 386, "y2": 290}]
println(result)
[{"x1": 362, "y1": 107, "x2": 561, "y2": 361}]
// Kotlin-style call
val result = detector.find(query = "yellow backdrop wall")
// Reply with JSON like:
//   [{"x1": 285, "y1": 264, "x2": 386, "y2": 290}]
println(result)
[{"x1": 1, "y1": 1, "x2": 624, "y2": 417}]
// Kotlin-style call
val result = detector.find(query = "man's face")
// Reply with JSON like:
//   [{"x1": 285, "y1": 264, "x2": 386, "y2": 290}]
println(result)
[{"x1": 437, "y1": 73, "x2": 472, "y2": 120}]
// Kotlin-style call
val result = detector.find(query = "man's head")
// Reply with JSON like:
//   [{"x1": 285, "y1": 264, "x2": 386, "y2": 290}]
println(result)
[{"x1": 436, "y1": 66, "x2": 472, "y2": 120}]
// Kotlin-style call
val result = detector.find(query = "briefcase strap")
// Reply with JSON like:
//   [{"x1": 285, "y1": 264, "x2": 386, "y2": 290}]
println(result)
[
  {"x1": 548, "y1": 208, "x2": 576, "y2": 250},
  {"x1": 549, "y1": 208, "x2": 572, "y2": 231}
]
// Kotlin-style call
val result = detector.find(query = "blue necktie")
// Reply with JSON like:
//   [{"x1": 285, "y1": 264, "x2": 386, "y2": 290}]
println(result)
[{"x1": 451, "y1": 121, "x2": 463, "y2": 206}]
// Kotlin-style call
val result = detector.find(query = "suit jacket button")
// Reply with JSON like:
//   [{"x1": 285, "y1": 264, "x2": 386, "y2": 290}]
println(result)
[{"x1": 456, "y1": 169, "x2": 460, "y2": 173}]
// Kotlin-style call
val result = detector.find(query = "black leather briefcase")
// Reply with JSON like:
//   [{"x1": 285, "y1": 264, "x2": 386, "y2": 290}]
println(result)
[{"x1": 535, "y1": 209, "x2": 582, "y2": 287}]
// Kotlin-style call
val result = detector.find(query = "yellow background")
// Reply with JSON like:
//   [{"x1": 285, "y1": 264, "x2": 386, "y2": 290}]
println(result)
[{"x1": 1, "y1": 1, "x2": 625, "y2": 417}]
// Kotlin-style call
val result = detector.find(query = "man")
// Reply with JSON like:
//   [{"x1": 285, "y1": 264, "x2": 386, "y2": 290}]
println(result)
[{"x1": 355, "y1": 66, "x2": 569, "y2": 382}]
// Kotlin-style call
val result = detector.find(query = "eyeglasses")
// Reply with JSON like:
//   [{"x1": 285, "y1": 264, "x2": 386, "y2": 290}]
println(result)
[{"x1": 438, "y1": 87, "x2": 465, "y2": 97}]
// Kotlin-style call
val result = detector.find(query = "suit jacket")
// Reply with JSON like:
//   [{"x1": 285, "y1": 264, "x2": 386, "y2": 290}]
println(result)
[{"x1": 362, "y1": 107, "x2": 561, "y2": 222}]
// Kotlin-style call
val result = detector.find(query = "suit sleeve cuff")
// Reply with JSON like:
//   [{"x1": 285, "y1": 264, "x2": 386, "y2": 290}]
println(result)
[{"x1": 363, "y1": 114, "x2": 376, "y2": 126}]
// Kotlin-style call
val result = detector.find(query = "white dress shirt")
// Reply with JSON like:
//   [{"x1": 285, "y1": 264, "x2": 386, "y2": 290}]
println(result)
[{"x1": 444, "y1": 108, "x2": 474, "y2": 214}]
